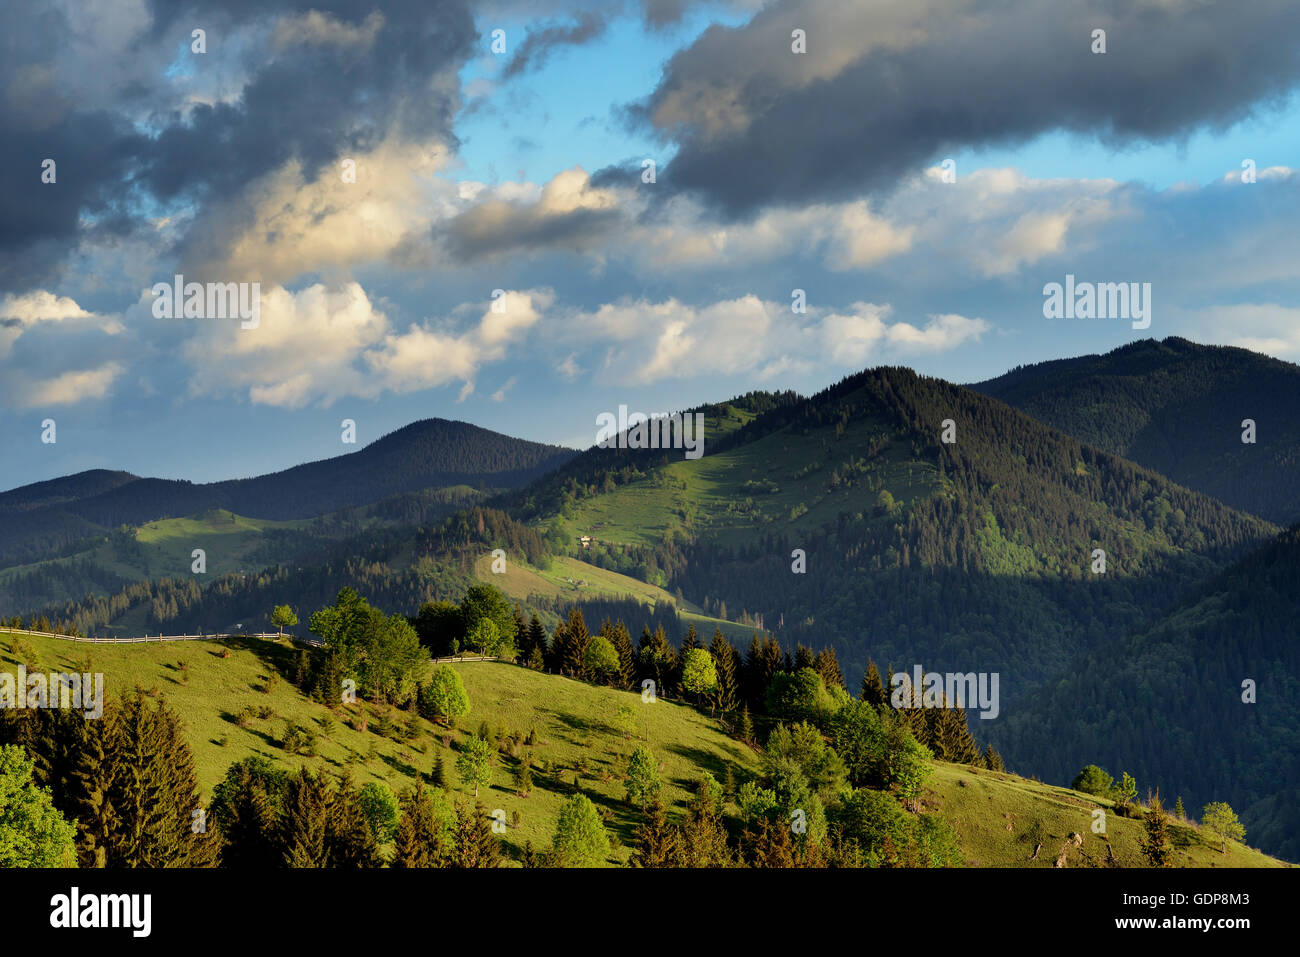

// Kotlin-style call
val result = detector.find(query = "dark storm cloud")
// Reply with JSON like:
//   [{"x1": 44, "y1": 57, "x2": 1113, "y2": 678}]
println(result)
[
  {"x1": 503, "y1": 12, "x2": 607, "y2": 78},
  {"x1": 441, "y1": 197, "x2": 623, "y2": 261},
  {"x1": 0, "y1": 0, "x2": 479, "y2": 291},
  {"x1": 139, "y1": 0, "x2": 476, "y2": 197},
  {"x1": 641, "y1": 0, "x2": 690, "y2": 30},
  {"x1": 635, "y1": 0, "x2": 1300, "y2": 217},
  {"x1": 0, "y1": 4, "x2": 147, "y2": 292}
]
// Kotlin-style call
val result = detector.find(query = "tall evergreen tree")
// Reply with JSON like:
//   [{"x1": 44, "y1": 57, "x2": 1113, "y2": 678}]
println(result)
[
  {"x1": 103, "y1": 691, "x2": 219, "y2": 867},
  {"x1": 527, "y1": 614, "x2": 548, "y2": 665},
  {"x1": 280, "y1": 768, "x2": 332, "y2": 867},
  {"x1": 511, "y1": 605, "x2": 527, "y2": 660},
  {"x1": 611, "y1": 620, "x2": 637, "y2": 690},
  {"x1": 814, "y1": 648, "x2": 845, "y2": 691},
  {"x1": 984, "y1": 743, "x2": 1005, "y2": 772},
  {"x1": 211, "y1": 757, "x2": 287, "y2": 869},
  {"x1": 392, "y1": 785, "x2": 444, "y2": 868},
  {"x1": 676, "y1": 624, "x2": 700, "y2": 694},
  {"x1": 638, "y1": 624, "x2": 676, "y2": 696},
  {"x1": 629, "y1": 795, "x2": 677, "y2": 868},
  {"x1": 562, "y1": 609, "x2": 592, "y2": 679},
  {"x1": 453, "y1": 801, "x2": 502, "y2": 868},
  {"x1": 861, "y1": 660, "x2": 887, "y2": 711},
  {"x1": 1141, "y1": 795, "x2": 1173, "y2": 867},
  {"x1": 547, "y1": 619, "x2": 569, "y2": 674},
  {"x1": 708, "y1": 628, "x2": 739, "y2": 714},
  {"x1": 327, "y1": 771, "x2": 380, "y2": 868}
]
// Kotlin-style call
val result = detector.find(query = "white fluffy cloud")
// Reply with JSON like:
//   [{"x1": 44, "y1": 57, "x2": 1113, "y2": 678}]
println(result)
[
  {"x1": 181, "y1": 283, "x2": 553, "y2": 407},
  {"x1": 1189, "y1": 303, "x2": 1300, "y2": 358},
  {"x1": 25, "y1": 362, "x2": 123, "y2": 407},
  {"x1": 187, "y1": 138, "x2": 458, "y2": 285},
  {"x1": 564, "y1": 296, "x2": 991, "y2": 385},
  {"x1": 0, "y1": 291, "x2": 127, "y2": 407}
]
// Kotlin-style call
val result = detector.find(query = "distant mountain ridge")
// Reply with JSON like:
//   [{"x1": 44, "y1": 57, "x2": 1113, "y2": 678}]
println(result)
[
  {"x1": 0, "y1": 419, "x2": 576, "y2": 567},
  {"x1": 971, "y1": 337, "x2": 1300, "y2": 523}
]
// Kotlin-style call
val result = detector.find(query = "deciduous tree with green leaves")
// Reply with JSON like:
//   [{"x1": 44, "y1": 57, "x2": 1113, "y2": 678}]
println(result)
[
  {"x1": 584, "y1": 635, "x2": 621, "y2": 684},
  {"x1": 624, "y1": 744, "x2": 661, "y2": 808},
  {"x1": 418, "y1": 665, "x2": 470, "y2": 725},
  {"x1": 681, "y1": 648, "x2": 719, "y2": 706},
  {"x1": 271, "y1": 604, "x2": 298, "y2": 637},
  {"x1": 358, "y1": 780, "x2": 400, "y2": 845},
  {"x1": 456, "y1": 735, "x2": 493, "y2": 798},
  {"x1": 0, "y1": 744, "x2": 76, "y2": 867},
  {"x1": 552, "y1": 793, "x2": 610, "y2": 867},
  {"x1": 1201, "y1": 802, "x2": 1246, "y2": 854}
]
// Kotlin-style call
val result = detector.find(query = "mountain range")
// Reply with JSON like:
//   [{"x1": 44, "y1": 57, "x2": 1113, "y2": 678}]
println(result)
[{"x1": 2, "y1": 337, "x2": 1297, "y2": 857}]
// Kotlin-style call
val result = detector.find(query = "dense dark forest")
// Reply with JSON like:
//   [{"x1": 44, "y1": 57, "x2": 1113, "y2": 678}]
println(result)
[
  {"x1": 973, "y1": 337, "x2": 1300, "y2": 524},
  {"x1": 996, "y1": 523, "x2": 1300, "y2": 861}
]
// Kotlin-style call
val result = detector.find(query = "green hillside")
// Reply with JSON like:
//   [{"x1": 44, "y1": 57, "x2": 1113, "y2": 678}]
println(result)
[
  {"x1": 925, "y1": 762, "x2": 1284, "y2": 868},
  {"x1": 0, "y1": 631, "x2": 757, "y2": 864},
  {"x1": 2, "y1": 630, "x2": 1282, "y2": 867},
  {"x1": 0, "y1": 485, "x2": 488, "y2": 613},
  {"x1": 472, "y1": 553, "x2": 754, "y2": 643}
]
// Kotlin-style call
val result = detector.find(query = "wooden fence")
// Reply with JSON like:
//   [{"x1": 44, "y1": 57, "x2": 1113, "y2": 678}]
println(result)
[{"x1": 0, "y1": 626, "x2": 323, "y2": 647}]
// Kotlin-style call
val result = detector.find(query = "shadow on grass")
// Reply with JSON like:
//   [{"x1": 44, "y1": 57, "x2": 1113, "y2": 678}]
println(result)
[
  {"x1": 540, "y1": 708, "x2": 622, "y2": 741},
  {"x1": 217, "y1": 634, "x2": 300, "y2": 680},
  {"x1": 379, "y1": 752, "x2": 418, "y2": 778},
  {"x1": 662, "y1": 743, "x2": 735, "y2": 785}
]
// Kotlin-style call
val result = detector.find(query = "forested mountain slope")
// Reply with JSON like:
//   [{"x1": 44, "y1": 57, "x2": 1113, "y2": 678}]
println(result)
[
  {"x1": 518, "y1": 366, "x2": 1276, "y2": 695},
  {"x1": 971, "y1": 338, "x2": 1300, "y2": 523},
  {"x1": 993, "y1": 523, "x2": 1300, "y2": 862}
]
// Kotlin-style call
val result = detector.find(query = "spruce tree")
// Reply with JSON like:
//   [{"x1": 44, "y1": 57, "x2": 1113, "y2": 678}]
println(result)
[
  {"x1": 611, "y1": 621, "x2": 637, "y2": 690},
  {"x1": 629, "y1": 795, "x2": 677, "y2": 867},
  {"x1": 548, "y1": 620, "x2": 570, "y2": 675},
  {"x1": 814, "y1": 648, "x2": 845, "y2": 690},
  {"x1": 511, "y1": 605, "x2": 527, "y2": 660},
  {"x1": 708, "y1": 629, "x2": 739, "y2": 714},
  {"x1": 527, "y1": 614, "x2": 548, "y2": 665},
  {"x1": 67, "y1": 710, "x2": 117, "y2": 869},
  {"x1": 739, "y1": 704, "x2": 754, "y2": 744},
  {"x1": 515, "y1": 762, "x2": 533, "y2": 797},
  {"x1": 104, "y1": 691, "x2": 218, "y2": 867},
  {"x1": 280, "y1": 768, "x2": 332, "y2": 867},
  {"x1": 327, "y1": 771, "x2": 380, "y2": 868},
  {"x1": 212, "y1": 758, "x2": 285, "y2": 869},
  {"x1": 454, "y1": 801, "x2": 501, "y2": 868},
  {"x1": 743, "y1": 817, "x2": 796, "y2": 868},
  {"x1": 861, "y1": 660, "x2": 887, "y2": 711},
  {"x1": 1141, "y1": 794, "x2": 1172, "y2": 867},
  {"x1": 391, "y1": 785, "x2": 451, "y2": 868},
  {"x1": 984, "y1": 743, "x2": 1004, "y2": 772},
  {"x1": 669, "y1": 776, "x2": 731, "y2": 867},
  {"x1": 562, "y1": 610, "x2": 591, "y2": 679}
]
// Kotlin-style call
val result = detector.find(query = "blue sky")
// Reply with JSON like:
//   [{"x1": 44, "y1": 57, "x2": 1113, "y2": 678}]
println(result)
[{"x1": 3, "y1": 0, "x2": 1299, "y2": 488}]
